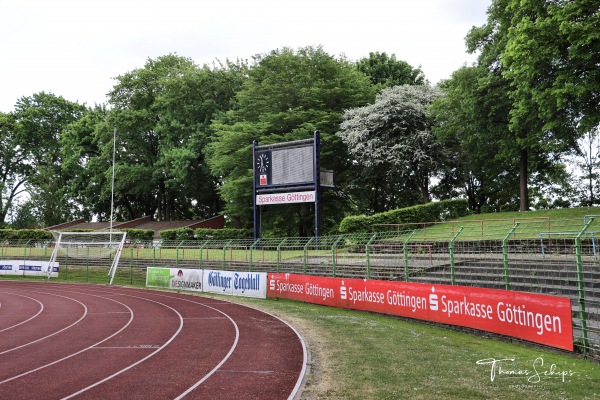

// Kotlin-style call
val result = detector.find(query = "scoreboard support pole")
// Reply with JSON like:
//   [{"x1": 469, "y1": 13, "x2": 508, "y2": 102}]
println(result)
[
  {"x1": 313, "y1": 131, "x2": 321, "y2": 238},
  {"x1": 253, "y1": 140, "x2": 260, "y2": 239}
]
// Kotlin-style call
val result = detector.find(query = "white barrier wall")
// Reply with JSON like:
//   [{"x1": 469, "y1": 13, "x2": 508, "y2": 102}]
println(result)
[
  {"x1": 203, "y1": 269, "x2": 267, "y2": 298},
  {"x1": 146, "y1": 267, "x2": 266, "y2": 299},
  {"x1": 0, "y1": 260, "x2": 59, "y2": 277}
]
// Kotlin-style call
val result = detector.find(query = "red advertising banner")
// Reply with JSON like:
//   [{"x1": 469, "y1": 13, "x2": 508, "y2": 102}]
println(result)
[{"x1": 268, "y1": 273, "x2": 574, "y2": 351}]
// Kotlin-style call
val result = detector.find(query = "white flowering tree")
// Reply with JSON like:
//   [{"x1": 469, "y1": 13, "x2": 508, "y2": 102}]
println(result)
[{"x1": 336, "y1": 85, "x2": 445, "y2": 213}]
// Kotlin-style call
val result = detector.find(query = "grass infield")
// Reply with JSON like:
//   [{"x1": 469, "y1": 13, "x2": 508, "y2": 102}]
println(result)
[{"x1": 210, "y1": 293, "x2": 600, "y2": 400}]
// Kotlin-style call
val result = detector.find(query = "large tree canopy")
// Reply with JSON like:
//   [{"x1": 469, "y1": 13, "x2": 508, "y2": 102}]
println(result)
[
  {"x1": 464, "y1": 0, "x2": 589, "y2": 211},
  {"x1": 102, "y1": 54, "x2": 246, "y2": 221},
  {"x1": 502, "y1": 0, "x2": 599, "y2": 135},
  {"x1": 12, "y1": 92, "x2": 86, "y2": 226},
  {"x1": 0, "y1": 112, "x2": 27, "y2": 226},
  {"x1": 356, "y1": 52, "x2": 426, "y2": 88},
  {"x1": 337, "y1": 85, "x2": 444, "y2": 212},
  {"x1": 430, "y1": 66, "x2": 518, "y2": 212}
]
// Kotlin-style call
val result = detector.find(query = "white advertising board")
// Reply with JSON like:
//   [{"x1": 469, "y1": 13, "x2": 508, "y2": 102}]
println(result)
[
  {"x1": 146, "y1": 267, "x2": 267, "y2": 299},
  {"x1": 0, "y1": 260, "x2": 59, "y2": 277},
  {"x1": 203, "y1": 269, "x2": 267, "y2": 298}
]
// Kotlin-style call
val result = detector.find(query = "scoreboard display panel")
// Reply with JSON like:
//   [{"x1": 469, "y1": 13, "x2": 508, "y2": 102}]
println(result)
[{"x1": 254, "y1": 144, "x2": 314, "y2": 188}]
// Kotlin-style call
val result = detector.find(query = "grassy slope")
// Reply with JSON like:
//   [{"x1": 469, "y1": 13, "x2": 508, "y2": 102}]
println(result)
[{"x1": 456, "y1": 206, "x2": 600, "y2": 222}]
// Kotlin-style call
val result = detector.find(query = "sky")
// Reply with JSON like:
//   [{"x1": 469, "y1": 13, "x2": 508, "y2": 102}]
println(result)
[{"x1": 1, "y1": 0, "x2": 491, "y2": 113}]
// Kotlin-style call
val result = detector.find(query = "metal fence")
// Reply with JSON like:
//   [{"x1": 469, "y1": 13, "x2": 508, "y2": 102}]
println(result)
[{"x1": 2, "y1": 217, "x2": 599, "y2": 357}]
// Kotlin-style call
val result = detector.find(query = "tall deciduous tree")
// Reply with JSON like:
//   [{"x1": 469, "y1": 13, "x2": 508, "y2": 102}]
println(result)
[
  {"x1": 430, "y1": 66, "x2": 518, "y2": 212},
  {"x1": 12, "y1": 92, "x2": 86, "y2": 226},
  {"x1": 337, "y1": 85, "x2": 444, "y2": 211},
  {"x1": 502, "y1": 0, "x2": 599, "y2": 135},
  {"x1": 356, "y1": 52, "x2": 426, "y2": 88},
  {"x1": 104, "y1": 54, "x2": 245, "y2": 221},
  {"x1": 60, "y1": 105, "x2": 110, "y2": 221},
  {"x1": 464, "y1": 0, "x2": 585, "y2": 211},
  {"x1": 0, "y1": 112, "x2": 28, "y2": 226},
  {"x1": 571, "y1": 126, "x2": 600, "y2": 206},
  {"x1": 208, "y1": 46, "x2": 376, "y2": 235}
]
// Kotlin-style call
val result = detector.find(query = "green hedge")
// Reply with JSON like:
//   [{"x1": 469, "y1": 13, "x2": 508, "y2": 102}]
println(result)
[
  {"x1": 0, "y1": 229, "x2": 53, "y2": 240},
  {"x1": 159, "y1": 228, "x2": 195, "y2": 241},
  {"x1": 159, "y1": 228, "x2": 252, "y2": 241},
  {"x1": 119, "y1": 229, "x2": 154, "y2": 242},
  {"x1": 0, "y1": 229, "x2": 16, "y2": 240},
  {"x1": 195, "y1": 228, "x2": 252, "y2": 240},
  {"x1": 339, "y1": 199, "x2": 469, "y2": 234}
]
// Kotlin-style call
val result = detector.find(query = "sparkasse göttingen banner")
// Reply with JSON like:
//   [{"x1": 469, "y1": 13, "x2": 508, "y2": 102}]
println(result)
[{"x1": 268, "y1": 273, "x2": 574, "y2": 351}]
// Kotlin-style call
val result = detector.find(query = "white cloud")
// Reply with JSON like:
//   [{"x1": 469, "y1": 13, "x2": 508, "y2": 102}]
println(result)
[{"x1": 0, "y1": 0, "x2": 490, "y2": 112}]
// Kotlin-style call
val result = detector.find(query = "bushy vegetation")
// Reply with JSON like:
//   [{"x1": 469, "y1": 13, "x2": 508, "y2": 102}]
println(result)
[
  {"x1": 119, "y1": 229, "x2": 154, "y2": 242},
  {"x1": 159, "y1": 227, "x2": 252, "y2": 241},
  {"x1": 194, "y1": 228, "x2": 252, "y2": 240},
  {"x1": 0, "y1": 229, "x2": 52, "y2": 240},
  {"x1": 339, "y1": 199, "x2": 469, "y2": 233}
]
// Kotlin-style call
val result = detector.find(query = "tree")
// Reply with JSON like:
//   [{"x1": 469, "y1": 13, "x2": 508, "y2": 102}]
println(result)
[
  {"x1": 0, "y1": 112, "x2": 28, "y2": 226},
  {"x1": 430, "y1": 66, "x2": 518, "y2": 212},
  {"x1": 356, "y1": 52, "x2": 426, "y2": 88},
  {"x1": 570, "y1": 126, "x2": 600, "y2": 206},
  {"x1": 208, "y1": 46, "x2": 377, "y2": 235},
  {"x1": 12, "y1": 92, "x2": 86, "y2": 226},
  {"x1": 337, "y1": 85, "x2": 444, "y2": 211},
  {"x1": 153, "y1": 60, "x2": 248, "y2": 219},
  {"x1": 464, "y1": 0, "x2": 583, "y2": 211},
  {"x1": 502, "y1": 0, "x2": 600, "y2": 135},
  {"x1": 8, "y1": 199, "x2": 40, "y2": 229},
  {"x1": 60, "y1": 105, "x2": 110, "y2": 221},
  {"x1": 104, "y1": 54, "x2": 245, "y2": 221}
]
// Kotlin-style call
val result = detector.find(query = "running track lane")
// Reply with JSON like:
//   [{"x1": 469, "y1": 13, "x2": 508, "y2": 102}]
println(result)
[{"x1": 0, "y1": 281, "x2": 307, "y2": 400}]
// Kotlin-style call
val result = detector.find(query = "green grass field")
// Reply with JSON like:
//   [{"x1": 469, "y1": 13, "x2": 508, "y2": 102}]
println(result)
[{"x1": 218, "y1": 294, "x2": 600, "y2": 400}]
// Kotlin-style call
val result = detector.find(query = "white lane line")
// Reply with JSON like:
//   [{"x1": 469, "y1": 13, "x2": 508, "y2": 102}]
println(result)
[
  {"x1": 115, "y1": 291, "x2": 242, "y2": 400},
  {"x1": 45, "y1": 286, "x2": 302, "y2": 400},
  {"x1": 74, "y1": 287, "x2": 242, "y2": 400},
  {"x1": 186, "y1": 298, "x2": 309, "y2": 400},
  {"x1": 0, "y1": 292, "x2": 44, "y2": 333},
  {"x1": 259, "y1": 308, "x2": 309, "y2": 400},
  {"x1": 61, "y1": 293, "x2": 185, "y2": 399},
  {"x1": 0, "y1": 295, "x2": 133, "y2": 385},
  {"x1": 0, "y1": 292, "x2": 88, "y2": 356}
]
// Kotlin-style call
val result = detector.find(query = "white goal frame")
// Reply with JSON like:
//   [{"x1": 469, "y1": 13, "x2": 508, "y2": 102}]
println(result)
[{"x1": 49, "y1": 231, "x2": 127, "y2": 284}]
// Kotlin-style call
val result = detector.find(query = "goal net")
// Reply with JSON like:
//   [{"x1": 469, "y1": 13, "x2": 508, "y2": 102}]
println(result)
[{"x1": 49, "y1": 231, "x2": 127, "y2": 284}]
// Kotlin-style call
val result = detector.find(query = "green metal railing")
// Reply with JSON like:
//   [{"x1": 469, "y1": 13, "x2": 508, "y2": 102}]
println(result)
[{"x1": 1, "y1": 218, "x2": 599, "y2": 357}]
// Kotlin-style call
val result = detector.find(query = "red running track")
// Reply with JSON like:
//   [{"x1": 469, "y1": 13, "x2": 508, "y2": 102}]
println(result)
[{"x1": 0, "y1": 281, "x2": 307, "y2": 400}]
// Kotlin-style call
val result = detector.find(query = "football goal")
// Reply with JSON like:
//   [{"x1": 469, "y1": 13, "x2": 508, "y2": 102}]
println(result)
[{"x1": 49, "y1": 231, "x2": 127, "y2": 284}]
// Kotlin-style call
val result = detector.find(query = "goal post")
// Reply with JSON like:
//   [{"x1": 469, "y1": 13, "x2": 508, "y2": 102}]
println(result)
[{"x1": 49, "y1": 231, "x2": 127, "y2": 284}]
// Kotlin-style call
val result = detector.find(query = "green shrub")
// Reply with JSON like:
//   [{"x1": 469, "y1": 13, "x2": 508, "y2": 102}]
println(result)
[
  {"x1": 195, "y1": 228, "x2": 252, "y2": 240},
  {"x1": 119, "y1": 229, "x2": 154, "y2": 242},
  {"x1": 339, "y1": 199, "x2": 469, "y2": 234},
  {"x1": 338, "y1": 216, "x2": 371, "y2": 234},
  {"x1": 159, "y1": 228, "x2": 195, "y2": 241},
  {"x1": 13, "y1": 229, "x2": 53, "y2": 240},
  {"x1": 0, "y1": 229, "x2": 16, "y2": 240}
]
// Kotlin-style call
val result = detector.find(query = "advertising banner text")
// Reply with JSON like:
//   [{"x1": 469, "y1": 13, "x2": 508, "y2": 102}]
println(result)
[{"x1": 268, "y1": 273, "x2": 574, "y2": 351}]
